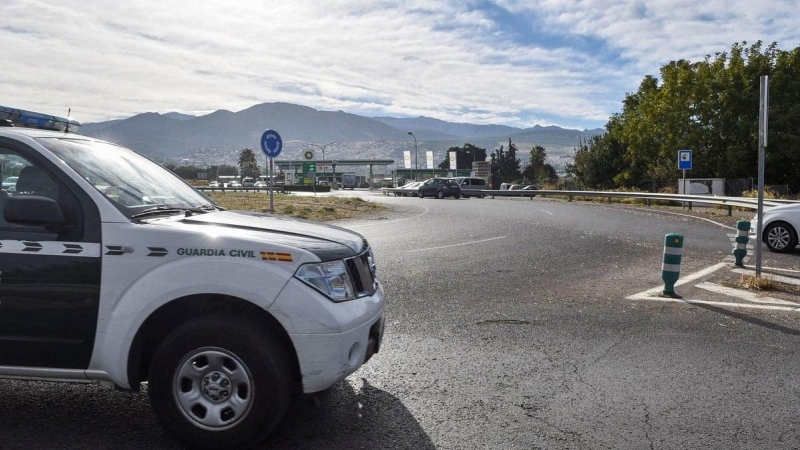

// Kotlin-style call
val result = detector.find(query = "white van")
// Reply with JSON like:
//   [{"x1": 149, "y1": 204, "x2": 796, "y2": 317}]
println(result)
[{"x1": 453, "y1": 177, "x2": 487, "y2": 198}]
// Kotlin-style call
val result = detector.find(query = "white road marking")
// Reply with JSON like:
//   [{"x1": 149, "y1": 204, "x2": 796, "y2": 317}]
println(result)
[
  {"x1": 535, "y1": 208, "x2": 554, "y2": 216},
  {"x1": 629, "y1": 208, "x2": 734, "y2": 230},
  {"x1": 695, "y1": 281, "x2": 798, "y2": 306},
  {"x1": 406, "y1": 236, "x2": 507, "y2": 253},
  {"x1": 626, "y1": 262, "x2": 800, "y2": 313},
  {"x1": 626, "y1": 295, "x2": 800, "y2": 313},
  {"x1": 627, "y1": 262, "x2": 728, "y2": 299},
  {"x1": 739, "y1": 264, "x2": 800, "y2": 274}
]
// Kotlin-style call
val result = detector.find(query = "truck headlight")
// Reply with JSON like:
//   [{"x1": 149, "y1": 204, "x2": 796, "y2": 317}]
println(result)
[{"x1": 295, "y1": 261, "x2": 356, "y2": 302}]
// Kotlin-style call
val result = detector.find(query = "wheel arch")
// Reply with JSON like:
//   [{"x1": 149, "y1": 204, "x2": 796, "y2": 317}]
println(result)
[{"x1": 127, "y1": 294, "x2": 301, "y2": 393}]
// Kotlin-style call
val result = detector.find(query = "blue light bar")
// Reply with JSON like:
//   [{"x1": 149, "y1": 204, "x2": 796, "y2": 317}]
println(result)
[{"x1": 0, "y1": 105, "x2": 81, "y2": 133}]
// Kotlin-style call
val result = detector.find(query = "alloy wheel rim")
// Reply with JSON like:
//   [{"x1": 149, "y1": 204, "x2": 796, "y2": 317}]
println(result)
[{"x1": 768, "y1": 227, "x2": 790, "y2": 249}]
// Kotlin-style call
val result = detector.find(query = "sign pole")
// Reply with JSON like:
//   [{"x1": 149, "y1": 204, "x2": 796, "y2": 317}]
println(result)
[
  {"x1": 756, "y1": 75, "x2": 769, "y2": 277},
  {"x1": 260, "y1": 129, "x2": 283, "y2": 215},
  {"x1": 678, "y1": 150, "x2": 692, "y2": 209},
  {"x1": 269, "y1": 157, "x2": 274, "y2": 213},
  {"x1": 682, "y1": 169, "x2": 686, "y2": 209}
]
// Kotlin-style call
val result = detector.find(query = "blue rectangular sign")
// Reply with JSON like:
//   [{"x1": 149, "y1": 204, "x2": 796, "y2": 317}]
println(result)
[{"x1": 678, "y1": 150, "x2": 692, "y2": 170}]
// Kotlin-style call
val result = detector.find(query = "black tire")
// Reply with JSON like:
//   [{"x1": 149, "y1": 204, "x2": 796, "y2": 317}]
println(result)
[
  {"x1": 436, "y1": 190, "x2": 444, "y2": 199},
  {"x1": 454, "y1": 194, "x2": 461, "y2": 199},
  {"x1": 764, "y1": 221, "x2": 798, "y2": 253},
  {"x1": 418, "y1": 191, "x2": 424, "y2": 198},
  {"x1": 148, "y1": 315, "x2": 291, "y2": 450}
]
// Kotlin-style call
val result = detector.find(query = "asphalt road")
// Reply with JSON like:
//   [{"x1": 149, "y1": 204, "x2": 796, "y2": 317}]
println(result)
[{"x1": 2, "y1": 193, "x2": 799, "y2": 449}]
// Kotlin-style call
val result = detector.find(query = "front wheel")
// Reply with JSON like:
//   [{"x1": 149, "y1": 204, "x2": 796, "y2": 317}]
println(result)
[
  {"x1": 764, "y1": 221, "x2": 798, "y2": 253},
  {"x1": 454, "y1": 194, "x2": 461, "y2": 199},
  {"x1": 418, "y1": 191, "x2": 424, "y2": 198},
  {"x1": 436, "y1": 190, "x2": 444, "y2": 199},
  {"x1": 148, "y1": 315, "x2": 292, "y2": 450}
]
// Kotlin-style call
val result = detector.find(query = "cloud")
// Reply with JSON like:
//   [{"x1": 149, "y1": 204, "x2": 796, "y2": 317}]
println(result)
[{"x1": 1, "y1": 0, "x2": 798, "y2": 130}]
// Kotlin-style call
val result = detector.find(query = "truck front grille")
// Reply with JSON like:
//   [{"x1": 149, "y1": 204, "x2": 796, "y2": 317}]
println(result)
[{"x1": 345, "y1": 249, "x2": 377, "y2": 297}]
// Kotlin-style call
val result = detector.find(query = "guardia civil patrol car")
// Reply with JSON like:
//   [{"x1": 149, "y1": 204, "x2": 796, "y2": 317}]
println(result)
[{"x1": 0, "y1": 106, "x2": 385, "y2": 449}]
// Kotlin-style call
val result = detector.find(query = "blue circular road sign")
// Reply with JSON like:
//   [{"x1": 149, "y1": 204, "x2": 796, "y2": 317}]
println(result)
[{"x1": 260, "y1": 130, "x2": 283, "y2": 158}]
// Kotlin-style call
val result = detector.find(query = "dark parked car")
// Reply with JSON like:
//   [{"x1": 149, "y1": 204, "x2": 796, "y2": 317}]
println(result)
[{"x1": 418, "y1": 178, "x2": 461, "y2": 199}]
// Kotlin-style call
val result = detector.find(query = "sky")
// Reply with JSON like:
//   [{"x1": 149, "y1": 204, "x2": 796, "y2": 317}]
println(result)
[{"x1": 2, "y1": 0, "x2": 798, "y2": 130}]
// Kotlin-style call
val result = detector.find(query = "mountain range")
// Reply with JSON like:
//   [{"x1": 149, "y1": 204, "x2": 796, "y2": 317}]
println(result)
[{"x1": 77, "y1": 102, "x2": 604, "y2": 169}]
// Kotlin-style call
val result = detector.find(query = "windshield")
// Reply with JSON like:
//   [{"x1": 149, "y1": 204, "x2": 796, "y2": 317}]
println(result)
[{"x1": 38, "y1": 137, "x2": 213, "y2": 218}]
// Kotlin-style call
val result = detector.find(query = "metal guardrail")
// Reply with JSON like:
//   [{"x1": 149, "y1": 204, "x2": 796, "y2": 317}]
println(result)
[
  {"x1": 381, "y1": 187, "x2": 798, "y2": 215},
  {"x1": 197, "y1": 186, "x2": 288, "y2": 193}
]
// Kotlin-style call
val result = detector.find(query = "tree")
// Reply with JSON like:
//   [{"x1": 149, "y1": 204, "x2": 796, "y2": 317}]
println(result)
[
  {"x1": 584, "y1": 41, "x2": 800, "y2": 193},
  {"x1": 521, "y1": 145, "x2": 557, "y2": 183},
  {"x1": 437, "y1": 143, "x2": 488, "y2": 170},
  {"x1": 490, "y1": 138, "x2": 521, "y2": 187},
  {"x1": 567, "y1": 133, "x2": 625, "y2": 189},
  {"x1": 238, "y1": 148, "x2": 261, "y2": 179}
]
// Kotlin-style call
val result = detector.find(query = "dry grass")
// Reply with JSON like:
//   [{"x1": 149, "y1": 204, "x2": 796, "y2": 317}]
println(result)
[
  {"x1": 206, "y1": 191, "x2": 385, "y2": 221},
  {"x1": 738, "y1": 273, "x2": 776, "y2": 291}
]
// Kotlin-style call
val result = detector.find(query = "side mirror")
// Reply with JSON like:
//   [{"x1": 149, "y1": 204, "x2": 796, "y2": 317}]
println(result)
[{"x1": 4, "y1": 195, "x2": 65, "y2": 226}]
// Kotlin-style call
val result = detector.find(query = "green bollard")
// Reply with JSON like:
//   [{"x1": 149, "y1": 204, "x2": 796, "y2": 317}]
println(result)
[
  {"x1": 662, "y1": 233, "x2": 684, "y2": 298},
  {"x1": 732, "y1": 221, "x2": 750, "y2": 267}
]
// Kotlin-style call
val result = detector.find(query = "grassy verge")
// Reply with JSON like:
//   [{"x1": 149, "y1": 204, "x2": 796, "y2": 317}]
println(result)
[
  {"x1": 206, "y1": 192, "x2": 386, "y2": 221},
  {"x1": 736, "y1": 274, "x2": 800, "y2": 295}
]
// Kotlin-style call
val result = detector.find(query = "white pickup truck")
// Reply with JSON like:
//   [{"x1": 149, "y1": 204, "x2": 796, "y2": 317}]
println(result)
[{"x1": 0, "y1": 105, "x2": 385, "y2": 449}]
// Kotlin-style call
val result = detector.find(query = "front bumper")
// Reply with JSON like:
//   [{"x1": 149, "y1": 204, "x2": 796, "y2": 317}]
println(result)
[
  {"x1": 269, "y1": 279, "x2": 386, "y2": 393},
  {"x1": 291, "y1": 311, "x2": 384, "y2": 393}
]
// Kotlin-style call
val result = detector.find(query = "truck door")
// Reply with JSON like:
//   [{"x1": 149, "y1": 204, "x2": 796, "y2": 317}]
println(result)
[{"x1": 0, "y1": 142, "x2": 102, "y2": 369}]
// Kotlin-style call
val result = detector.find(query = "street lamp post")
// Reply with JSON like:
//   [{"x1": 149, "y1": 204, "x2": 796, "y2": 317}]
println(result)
[
  {"x1": 408, "y1": 131, "x2": 417, "y2": 181},
  {"x1": 309, "y1": 142, "x2": 335, "y2": 183}
]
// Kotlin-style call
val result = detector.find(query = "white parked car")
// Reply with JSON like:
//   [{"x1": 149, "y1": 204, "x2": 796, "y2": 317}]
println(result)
[
  {"x1": 396, "y1": 181, "x2": 422, "y2": 196},
  {"x1": 751, "y1": 203, "x2": 800, "y2": 253}
]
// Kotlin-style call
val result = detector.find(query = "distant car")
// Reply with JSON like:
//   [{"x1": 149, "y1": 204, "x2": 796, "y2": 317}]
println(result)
[
  {"x1": 2, "y1": 176, "x2": 18, "y2": 192},
  {"x1": 242, "y1": 177, "x2": 255, "y2": 187},
  {"x1": 500, "y1": 183, "x2": 513, "y2": 190},
  {"x1": 227, "y1": 181, "x2": 241, "y2": 188},
  {"x1": 522, "y1": 185, "x2": 539, "y2": 190},
  {"x1": 396, "y1": 181, "x2": 422, "y2": 196},
  {"x1": 750, "y1": 203, "x2": 800, "y2": 253},
  {"x1": 508, "y1": 184, "x2": 524, "y2": 190},
  {"x1": 254, "y1": 181, "x2": 268, "y2": 187},
  {"x1": 452, "y1": 177, "x2": 487, "y2": 198},
  {"x1": 208, "y1": 181, "x2": 221, "y2": 188},
  {"x1": 417, "y1": 178, "x2": 461, "y2": 199}
]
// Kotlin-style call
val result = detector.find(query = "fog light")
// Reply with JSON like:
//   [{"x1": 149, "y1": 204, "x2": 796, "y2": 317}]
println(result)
[{"x1": 348, "y1": 341, "x2": 362, "y2": 367}]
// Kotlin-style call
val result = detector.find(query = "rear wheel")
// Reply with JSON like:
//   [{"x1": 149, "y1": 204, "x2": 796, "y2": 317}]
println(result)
[
  {"x1": 436, "y1": 190, "x2": 444, "y2": 199},
  {"x1": 454, "y1": 194, "x2": 461, "y2": 199},
  {"x1": 148, "y1": 315, "x2": 291, "y2": 450},
  {"x1": 764, "y1": 221, "x2": 798, "y2": 253}
]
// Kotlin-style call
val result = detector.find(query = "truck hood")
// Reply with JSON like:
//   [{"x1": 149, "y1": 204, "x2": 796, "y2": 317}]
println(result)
[{"x1": 177, "y1": 210, "x2": 366, "y2": 260}]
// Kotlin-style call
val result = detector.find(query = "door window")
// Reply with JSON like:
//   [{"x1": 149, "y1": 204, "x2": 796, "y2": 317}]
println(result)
[{"x1": 0, "y1": 148, "x2": 83, "y2": 241}]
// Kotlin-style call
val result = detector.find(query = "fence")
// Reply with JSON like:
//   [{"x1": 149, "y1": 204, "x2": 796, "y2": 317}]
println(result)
[{"x1": 381, "y1": 186, "x2": 799, "y2": 215}]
